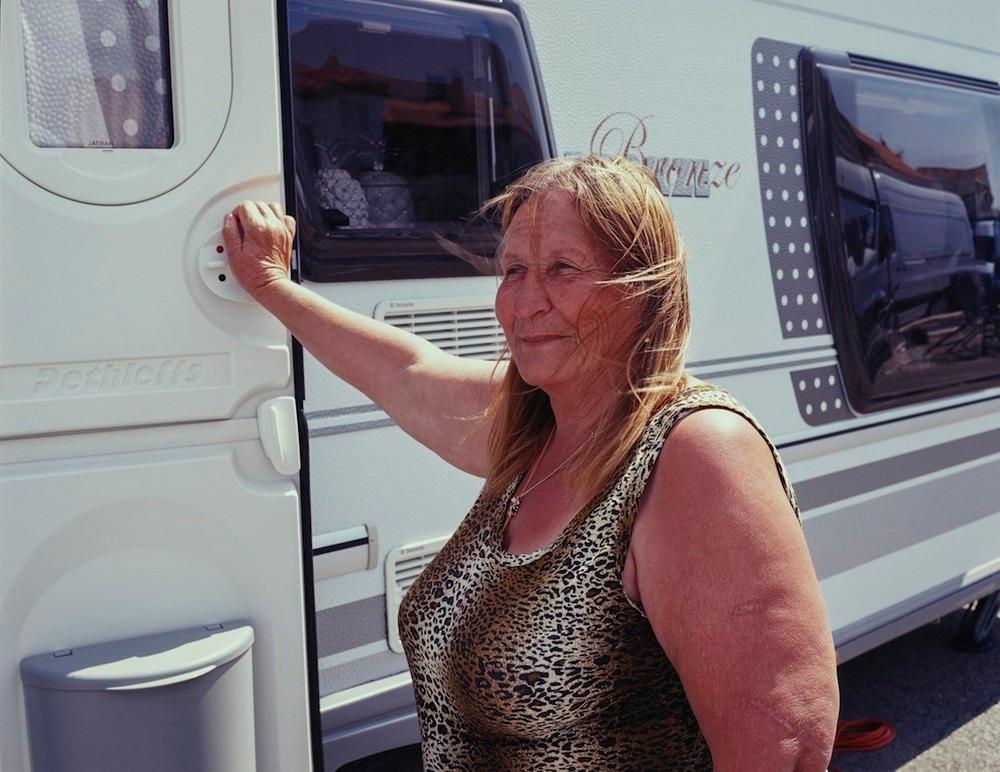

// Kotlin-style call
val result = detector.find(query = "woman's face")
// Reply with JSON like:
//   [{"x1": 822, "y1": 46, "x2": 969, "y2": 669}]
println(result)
[{"x1": 495, "y1": 192, "x2": 641, "y2": 395}]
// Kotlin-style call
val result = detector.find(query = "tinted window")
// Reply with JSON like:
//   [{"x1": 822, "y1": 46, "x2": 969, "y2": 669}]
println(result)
[
  {"x1": 286, "y1": 0, "x2": 549, "y2": 281},
  {"x1": 805, "y1": 57, "x2": 1000, "y2": 410}
]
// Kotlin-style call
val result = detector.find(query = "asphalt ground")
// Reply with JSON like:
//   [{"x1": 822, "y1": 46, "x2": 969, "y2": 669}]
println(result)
[
  {"x1": 339, "y1": 605, "x2": 999, "y2": 771},
  {"x1": 831, "y1": 606, "x2": 1000, "y2": 772}
]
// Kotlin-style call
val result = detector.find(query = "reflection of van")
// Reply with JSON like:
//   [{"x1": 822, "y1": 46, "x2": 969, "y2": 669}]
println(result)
[
  {"x1": 875, "y1": 172, "x2": 982, "y2": 310},
  {"x1": 834, "y1": 157, "x2": 885, "y2": 351},
  {"x1": 834, "y1": 157, "x2": 992, "y2": 377},
  {"x1": 3, "y1": 1, "x2": 1000, "y2": 770}
]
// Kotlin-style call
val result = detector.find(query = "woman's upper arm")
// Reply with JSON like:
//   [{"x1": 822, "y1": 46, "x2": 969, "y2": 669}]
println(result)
[
  {"x1": 395, "y1": 352, "x2": 506, "y2": 476},
  {"x1": 631, "y1": 408, "x2": 839, "y2": 771}
]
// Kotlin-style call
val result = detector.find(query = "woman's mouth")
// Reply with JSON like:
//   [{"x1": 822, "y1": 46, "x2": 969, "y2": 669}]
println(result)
[{"x1": 519, "y1": 334, "x2": 566, "y2": 345}]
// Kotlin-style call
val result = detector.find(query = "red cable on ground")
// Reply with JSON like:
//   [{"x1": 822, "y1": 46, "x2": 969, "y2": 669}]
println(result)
[
  {"x1": 833, "y1": 717, "x2": 896, "y2": 751},
  {"x1": 828, "y1": 717, "x2": 897, "y2": 770}
]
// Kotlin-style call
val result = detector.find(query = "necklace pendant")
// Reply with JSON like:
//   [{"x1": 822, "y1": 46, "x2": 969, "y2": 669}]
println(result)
[{"x1": 508, "y1": 496, "x2": 520, "y2": 518}]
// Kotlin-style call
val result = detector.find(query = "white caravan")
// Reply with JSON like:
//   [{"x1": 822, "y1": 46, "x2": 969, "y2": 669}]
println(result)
[{"x1": 2, "y1": 1, "x2": 999, "y2": 771}]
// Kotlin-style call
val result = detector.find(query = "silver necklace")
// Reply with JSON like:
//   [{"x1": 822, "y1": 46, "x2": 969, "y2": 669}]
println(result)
[{"x1": 507, "y1": 430, "x2": 586, "y2": 519}]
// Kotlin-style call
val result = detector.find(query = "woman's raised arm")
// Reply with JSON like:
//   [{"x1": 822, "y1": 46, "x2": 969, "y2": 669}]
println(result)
[{"x1": 223, "y1": 201, "x2": 503, "y2": 477}]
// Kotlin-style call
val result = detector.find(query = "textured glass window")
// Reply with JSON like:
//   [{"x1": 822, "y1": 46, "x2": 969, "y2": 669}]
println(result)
[
  {"x1": 287, "y1": 0, "x2": 548, "y2": 281},
  {"x1": 805, "y1": 55, "x2": 1000, "y2": 410},
  {"x1": 20, "y1": 0, "x2": 174, "y2": 149}
]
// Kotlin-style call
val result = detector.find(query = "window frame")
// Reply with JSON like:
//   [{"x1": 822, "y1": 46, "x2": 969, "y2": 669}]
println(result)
[{"x1": 800, "y1": 48, "x2": 1000, "y2": 413}]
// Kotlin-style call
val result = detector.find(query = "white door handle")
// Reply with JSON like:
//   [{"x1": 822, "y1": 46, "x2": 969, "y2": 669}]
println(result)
[
  {"x1": 257, "y1": 396, "x2": 300, "y2": 475},
  {"x1": 198, "y1": 229, "x2": 254, "y2": 303}
]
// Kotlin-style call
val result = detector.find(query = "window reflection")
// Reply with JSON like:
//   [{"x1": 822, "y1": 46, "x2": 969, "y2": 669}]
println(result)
[{"x1": 820, "y1": 65, "x2": 1000, "y2": 401}]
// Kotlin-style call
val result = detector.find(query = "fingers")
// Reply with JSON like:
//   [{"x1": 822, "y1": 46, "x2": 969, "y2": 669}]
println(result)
[
  {"x1": 264, "y1": 203, "x2": 295, "y2": 241},
  {"x1": 244, "y1": 200, "x2": 269, "y2": 228},
  {"x1": 222, "y1": 212, "x2": 241, "y2": 252},
  {"x1": 224, "y1": 200, "x2": 292, "y2": 244},
  {"x1": 228, "y1": 200, "x2": 284, "y2": 219},
  {"x1": 223, "y1": 202, "x2": 258, "y2": 245}
]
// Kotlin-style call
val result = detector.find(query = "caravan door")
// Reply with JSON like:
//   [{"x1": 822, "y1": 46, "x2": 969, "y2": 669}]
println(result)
[{"x1": 1, "y1": 2, "x2": 319, "y2": 770}]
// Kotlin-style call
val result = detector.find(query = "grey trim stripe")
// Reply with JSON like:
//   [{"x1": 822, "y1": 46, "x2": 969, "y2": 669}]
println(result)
[
  {"x1": 688, "y1": 345, "x2": 832, "y2": 368},
  {"x1": 303, "y1": 349, "x2": 836, "y2": 424},
  {"x1": 309, "y1": 418, "x2": 396, "y2": 438},
  {"x1": 696, "y1": 355, "x2": 833, "y2": 381},
  {"x1": 316, "y1": 594, "x2": 387, "y2": 658},
  {"x1": 305, "y1": 404, "x2": 382, "y2": 421},
  {"x1": 318, "y1": 651, "x2": 408, "y2": 698},
  {"x1": 776, "y1": 392, "x2": 1000, "y2": 453},
  {"x1": 806, "y1": 455, "x2": 1000, "y2": 579},
  {"x1": 795, "y1": 427, "x2": 1000, "y2": 511},
  {"x1": 303, "y1": 351, "x2": 838, "y2": 435}
]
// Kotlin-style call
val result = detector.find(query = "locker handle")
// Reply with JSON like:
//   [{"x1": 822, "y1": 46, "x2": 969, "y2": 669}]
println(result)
[
  {"x1": 198, "y1": 230, "x2": 253, "y2": 303},
  {"x1": 257, "y1": 396, "x2": 300, "y2": 475}
]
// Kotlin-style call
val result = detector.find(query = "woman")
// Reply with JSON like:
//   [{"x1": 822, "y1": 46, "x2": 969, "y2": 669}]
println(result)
[{"x1": 223, "y1": 155, "x2": 839, "y2": 771}]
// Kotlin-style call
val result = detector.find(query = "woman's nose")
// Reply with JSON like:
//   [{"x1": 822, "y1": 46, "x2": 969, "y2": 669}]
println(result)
[{"x1": 512, "y1": 270, "x2": 551, "y2": 318}]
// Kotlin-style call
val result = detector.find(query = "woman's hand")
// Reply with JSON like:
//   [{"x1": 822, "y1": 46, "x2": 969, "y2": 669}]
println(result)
[{"x1": 222, "y1": 201, "x2": 297, "y2": 299}]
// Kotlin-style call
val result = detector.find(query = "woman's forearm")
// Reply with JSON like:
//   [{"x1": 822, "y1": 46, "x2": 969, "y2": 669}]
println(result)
[
  {"x1": 256, "y1": 277, "x2": 438, "y2": 398},
  {"x1": 223, "y1": 202, "x2": 499, "y2": 474},
  {"x1": 254, "y1": 278, "x2": 499, "y2": 475}
]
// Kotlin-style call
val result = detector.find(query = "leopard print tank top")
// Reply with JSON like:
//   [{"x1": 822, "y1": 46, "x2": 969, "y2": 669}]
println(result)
[{"x1": 398, "y1": 384, "x2": 801, "y2": 771}]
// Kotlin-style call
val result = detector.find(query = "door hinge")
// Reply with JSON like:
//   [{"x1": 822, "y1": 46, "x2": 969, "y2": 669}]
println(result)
[{"x1": 257, "y1": 396, "x2": 300, "y2": 475}]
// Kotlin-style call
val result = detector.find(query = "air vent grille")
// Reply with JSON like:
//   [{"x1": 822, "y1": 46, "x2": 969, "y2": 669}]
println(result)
[
  {"x1": 385, "y1": 535, "x2": 449, "y2": 653},
  {"x1": 375, "y1": 297, "x2": 506, "y2": 361}
]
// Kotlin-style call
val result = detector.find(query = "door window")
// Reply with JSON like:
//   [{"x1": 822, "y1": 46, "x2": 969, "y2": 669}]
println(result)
[
  {"x1": 286, "y1": 0, "x2": 550, "y2": 281},
  {"x1": 20, "y1": 0, "x2": 174, "y2": 149}
]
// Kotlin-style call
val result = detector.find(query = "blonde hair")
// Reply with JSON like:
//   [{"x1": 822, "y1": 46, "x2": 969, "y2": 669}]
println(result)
[{"x1": 480, "y1": 154, "x2": 693, "y2": 501}]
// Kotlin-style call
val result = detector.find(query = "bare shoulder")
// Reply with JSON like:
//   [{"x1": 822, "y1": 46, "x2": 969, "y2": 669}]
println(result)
[
  {"x1": 631, "y1": 404, "x2": 803, "y2": 610},
  {"x1": 652, "y1": 406, "x2": 785, "y2": 495},
  {"x1": 667, "y1": 403, "x2": 769, "y2": 450}
]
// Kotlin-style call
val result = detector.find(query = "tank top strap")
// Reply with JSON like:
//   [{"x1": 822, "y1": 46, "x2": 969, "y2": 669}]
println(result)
[{"x1": 613, "y1": 384, "x2": 802, "y2": 532}]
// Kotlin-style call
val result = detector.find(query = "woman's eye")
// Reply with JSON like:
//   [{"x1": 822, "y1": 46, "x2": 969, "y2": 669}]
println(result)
[{"x1": 501, "y1": 265, "x2": 525, "y2": 279}]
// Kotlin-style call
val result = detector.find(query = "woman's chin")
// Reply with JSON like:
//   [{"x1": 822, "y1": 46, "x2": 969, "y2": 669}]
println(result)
[
  {"x1": 511, "y1": 361, "x2": 562, "y2": 390},
  {"x1": 512, "y1": 349, "x2": 591, "y2": 393},
  {"x1": 514, "y1": 370, "x2": 552, "y2": 389}
]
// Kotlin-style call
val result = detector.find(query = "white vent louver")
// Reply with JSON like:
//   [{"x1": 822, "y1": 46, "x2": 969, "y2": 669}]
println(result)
[
  {"x1": 375, "y1": 296, "x2": 506, "y2": 361},
  {"x1": 385, "y1": 536, "x2": 449, "y2": 653}
]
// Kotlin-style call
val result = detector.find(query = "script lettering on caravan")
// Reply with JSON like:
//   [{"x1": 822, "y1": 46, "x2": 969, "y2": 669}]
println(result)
[{"x1": 584, "y1": 111, "x2": 741, "y2": 198}]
